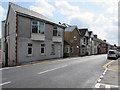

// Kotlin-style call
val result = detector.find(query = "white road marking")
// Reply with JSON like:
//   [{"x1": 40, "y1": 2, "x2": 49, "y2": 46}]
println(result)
[
  {"x1": 105, "y1": 85, "x2": 110, "y2": 88},
  {"x1": 102, "y1": 69, "x2": 107, "y2": 75},
  {"x1": 95, "y1": 83, "x2": 120, "y2": 88},
  {"x1": 100, "y1": 75, "x2": 103, "y2": 79},
  {"x1": 0, "y1": 81, "x2": 11, "y2": 86},
  {"x1": 97, "y1": 79, "x2": 101, "y2": 83},
  {"x1": 0, "y1": 67, "x2": 15, "y2": 70},
  {"x1": 95, "y1": 83, "x2": 100, "y2": 88},
  {"x1": 38, "y1": 65, "x2": 68, "y2": 74}
]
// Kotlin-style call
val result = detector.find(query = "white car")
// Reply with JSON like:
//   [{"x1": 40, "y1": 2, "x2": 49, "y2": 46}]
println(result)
[{"x1": 107, "y1": 50, "x2": 118, "y2": 59}]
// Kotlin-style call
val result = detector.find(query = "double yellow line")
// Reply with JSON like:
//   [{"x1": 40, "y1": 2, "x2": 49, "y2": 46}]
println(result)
[{"x1": 103, "y1": 60, "x2": 117, "y2": 71}]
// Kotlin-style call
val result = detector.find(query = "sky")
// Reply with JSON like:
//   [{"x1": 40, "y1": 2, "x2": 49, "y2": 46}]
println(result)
[{"x1": 0, "y1": 0, "x2": 119, "y2": 45}]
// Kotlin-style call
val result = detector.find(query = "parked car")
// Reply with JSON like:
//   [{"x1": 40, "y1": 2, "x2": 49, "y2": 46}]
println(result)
[
  {"x1": 118, "y1": 51, "x2": 120, "y2": 57},
  {"x1": 107, "y1": 50, "x2": 119, "y2": 59}
]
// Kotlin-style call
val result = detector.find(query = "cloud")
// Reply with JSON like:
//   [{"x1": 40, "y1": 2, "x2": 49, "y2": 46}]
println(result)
[
  {"x1": 30, "y1": 0, "x2": 56, "y2": 16},
  {"x1": 0, "y1": 5, "x2": 6, "y2": 38},
  {"x1": 91, "y1": 14, "x2": 118, "y2": 44},
  {"x1": 55, "y1": 1, "x2": 80, "y2": 16},
  {"x1": 0, "y1": 5, "x2": 5, "y2": 20},
  {"x1": 55, "y1": 1, "x2": 118, "y2": 45},
  {"x1": 55, "y1": 1, "x2": 94, "y2": 28}
]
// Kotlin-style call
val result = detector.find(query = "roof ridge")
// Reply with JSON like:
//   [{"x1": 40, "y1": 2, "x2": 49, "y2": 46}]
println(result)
[
  {"x1": 9, "y1": 2, "x2": 62, "y2": 26},
  {"x1": 9, "y1": 2, "x2": 46, "y2": 17}
]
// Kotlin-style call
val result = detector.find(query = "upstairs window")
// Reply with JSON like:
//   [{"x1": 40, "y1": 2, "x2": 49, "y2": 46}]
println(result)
[
  {"x1": 32, "y1": 21, "x2": 38, "y2": 33},
  {"x1": 39, "y1": 22, "x2": 45, "y2": 34},
  {"x1": 83, "y1": 38, "x2": 86, "y2": 44},
  {"x1": 32, "y1": 21, "x2": 45, "y2": 34},
  {"x1": 73, "y1": 36, "x2": 77, "y2": 40},
  {"x1": 53, "y1": 26, "x2": 62, "y2": 36},
  {"x1": 51, "y1": 44, "x2": 55, "y2": 55}
]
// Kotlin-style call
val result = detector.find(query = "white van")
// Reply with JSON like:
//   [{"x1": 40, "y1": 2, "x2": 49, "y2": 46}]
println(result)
[{"x1": 107, "y1": 50, "x2": 118, "y2": 59}]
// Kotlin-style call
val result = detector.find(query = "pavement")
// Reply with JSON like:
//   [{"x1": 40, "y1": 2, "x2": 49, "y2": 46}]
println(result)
[
  {"x1": 95, "y1": 58, "x2": 120, "y2": 89},
  {"x1": 1, "y1": 54, "x2": 107, "y2": 88}
]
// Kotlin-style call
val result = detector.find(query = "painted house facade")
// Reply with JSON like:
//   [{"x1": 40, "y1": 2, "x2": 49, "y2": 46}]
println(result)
[
  {"x1": 79, "y1": 29, "x2": 90, "y2": 56},
  {"x1": 1, "y1": 2, "x2": 65, "y2": 66},
  {"x1": 64, "y1": 26, "x2": 80, "y2": 57}
]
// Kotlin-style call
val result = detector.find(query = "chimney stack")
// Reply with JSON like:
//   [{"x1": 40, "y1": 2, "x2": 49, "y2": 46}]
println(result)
[
  {"x1": 104, "y1": 40, "x2": 106, "y2": 42},
  {"x1": 94, "y1": 35, "x2": 97, "y2": 38}
]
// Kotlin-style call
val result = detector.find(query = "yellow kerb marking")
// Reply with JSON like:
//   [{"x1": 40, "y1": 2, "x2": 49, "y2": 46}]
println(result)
[{"x1": 102, "y1": 60, "x2": 117, "y2": 71}]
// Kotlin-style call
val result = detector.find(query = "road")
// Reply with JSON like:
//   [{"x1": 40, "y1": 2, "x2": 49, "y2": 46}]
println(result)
[{"x1": 1, "y1": 54, "x2": 108, "y2": 88}]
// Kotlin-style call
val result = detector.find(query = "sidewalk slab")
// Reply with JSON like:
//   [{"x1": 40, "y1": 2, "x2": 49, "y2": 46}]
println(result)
[{"x1": 98, "y1": 59, "x2": 120, "y2": 89}]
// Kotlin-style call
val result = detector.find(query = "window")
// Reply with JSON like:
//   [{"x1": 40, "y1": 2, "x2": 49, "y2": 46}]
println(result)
[
  {"x1": 84, "y1": 38, "x2": 86, "y2": 44},
  {"x1": 94, "y1": 42, "x2": 97, "y2": 46},
  {"x1": 39, "y1": 22, "x2": 45, "y2": 34},
  {"x1": 27, "y1": 43, "x2": 33, "y2": 56},
  {"x1": 51, "y1": 44, "x2": 55, "y2": 55},
  {"x1": 82, "y1": 48, "x2": 84, "y2": 54},
  {"x1": 53, "y1": 26, "x2": 62, "y2": 36},
  {"x1": 70, "y1": 47, "x2": 74, "y2": 53},
  {"x1": 73, "y1": 36, "x2": 77, "y2": 40},
  {"x1": 32, "y1": 21, "x2": 38, "y2": 33},
  {"x1": 53, "y1": 26, "x2": 57, "y2": 36},
  {"x1": 66, "y1": 47, "x2": 69, "y2": 53},
  {"x1": 32, "y1": 21, "x2": 45, "y2": 34},
  {"x1": 41, "y1": 44, "x2": 45, "y2": 55}
]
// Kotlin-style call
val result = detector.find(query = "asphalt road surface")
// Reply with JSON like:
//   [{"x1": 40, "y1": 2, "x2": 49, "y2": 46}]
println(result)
[{"x1": 1, "y1": 54, "x2": 108, "y2": 88}]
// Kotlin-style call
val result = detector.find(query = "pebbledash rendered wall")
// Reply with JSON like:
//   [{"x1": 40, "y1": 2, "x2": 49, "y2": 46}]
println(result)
[
  {"x1": 1, "y1": 5, "x2": 17, "y2": 66},
  {"x1": 17, "y1": 15, "x2": 64, "y2": 64}
]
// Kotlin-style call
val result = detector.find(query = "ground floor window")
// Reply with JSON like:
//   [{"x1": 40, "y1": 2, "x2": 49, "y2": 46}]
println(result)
[
  {"x1": 27, "y1": 43, "x2": 33, "y2": 56},
  {"x1": 41, "y1": 44, "x2": 45, "y2": 55},
  {"x1": 82, "y1": 48, "x2": 84, "y2": 54},
  {"x1": 51, "y1": 44, "x2": 55, "y2": 55},
  {"x1": 66, "y1": 47, "x2": 70, "y2": 53},
  {"x1": 70, "y1": 47, "x2": 73, "y2": 53}
]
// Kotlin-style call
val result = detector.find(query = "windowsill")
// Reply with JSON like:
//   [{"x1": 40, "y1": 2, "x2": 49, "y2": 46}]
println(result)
[
  {"x1": 50, "y1": 53, "x2": 55, "y2": 55},
  {"x1": 41, "y1": 53, "x2": 45, "y2": 56},
  {"x1": 32, "y1": 33, "x2": 45, "y2": 35},
  {"x1": 27, "y1": 54, "x2": 33, "y2": 57},
  {"x1": 53, "y1": 36, "x2": 61, "y2": 37}
]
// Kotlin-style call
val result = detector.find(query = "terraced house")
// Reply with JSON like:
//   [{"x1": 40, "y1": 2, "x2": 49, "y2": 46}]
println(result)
[
  {"x1": 1, "y1": 2, "x2": 65, "y2": 66},
  {"x1": 64, "y1": 26, "x2": 80, "y2": 57}
]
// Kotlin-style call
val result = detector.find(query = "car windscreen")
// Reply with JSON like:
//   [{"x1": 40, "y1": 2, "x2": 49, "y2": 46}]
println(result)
[{"x1": 109, "y1": 51, "x2": 115, "y2": 54}]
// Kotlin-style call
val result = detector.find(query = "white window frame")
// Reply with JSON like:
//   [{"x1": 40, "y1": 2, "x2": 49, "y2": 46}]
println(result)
[
  {"x1": 53, "y1": 26, "x2": 61, "y2": 36},
  {"x1": 40, "y1": 44, "x2": 45, "y2": 55},
  {"x1": 31, "y1": 20, "x2": 45, "y2": 34},
  {"x1": 27, "y1": 43, "x2": 33, "y2": 56}
]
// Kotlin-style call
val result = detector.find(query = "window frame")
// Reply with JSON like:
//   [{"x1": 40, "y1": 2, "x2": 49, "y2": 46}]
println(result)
[
  {"x1": 27, "y1": 43, "x2": 33, "y2": 56},
  {"x1": 31, "y1": 20, "x2": 45, "y2": 34},
  {"x1": 53, "y1": 26, "x2": 61, "y2": 36},
  {"x1": 40, "y1": 44, "x2": 45, "y2": 55},
  {"x1": 66, "y1": 47, "x2": 70, "y2": 53},
  {"x1": 70, "y1": 47, "x2": 74, "y2": 53},
  {"x1": 51, "y1": 44, "x2": 55, "y2": 55}
]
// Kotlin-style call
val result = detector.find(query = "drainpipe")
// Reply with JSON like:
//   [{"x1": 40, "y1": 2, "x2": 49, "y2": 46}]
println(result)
[{"x1": 5, "y1": 22, "x2": 8, "y2": 67}]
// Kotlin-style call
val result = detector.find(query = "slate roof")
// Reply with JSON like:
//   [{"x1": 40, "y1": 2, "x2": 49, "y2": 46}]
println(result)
[
  {"x1": 79, "y1": 28, "x2": 88, "y2": 36},
  {"x1": 9, "y1": 2, "x2": 64, "y2": 27},
  {"x1": 64, "y1": 40, "x2": 70, "y2": 45},
  {"x1": 65, "y1": 26, "x2": 77, "y2": 32}
]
